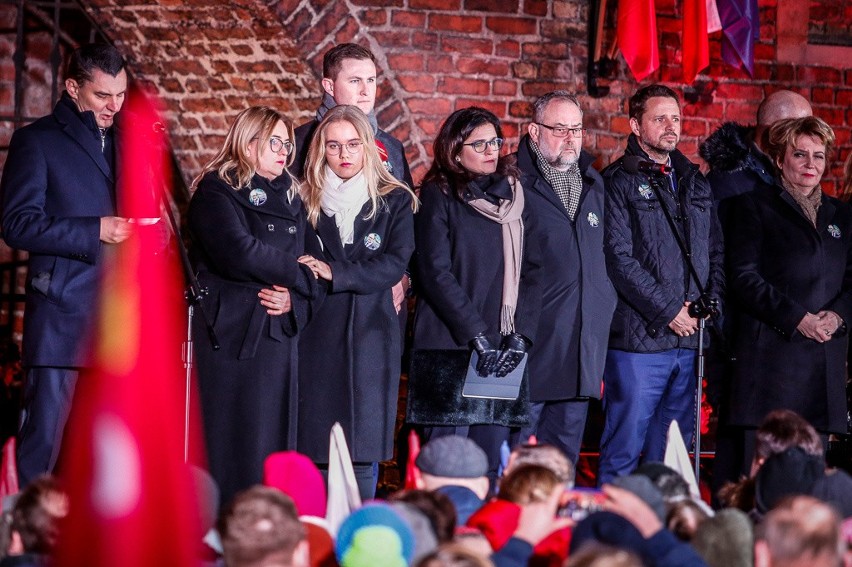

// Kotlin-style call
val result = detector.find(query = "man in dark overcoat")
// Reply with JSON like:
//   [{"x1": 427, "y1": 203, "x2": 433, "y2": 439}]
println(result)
[
  {"x1": 511, "y1": 91, "x2": 616, "y2": 466},
  {"x1": 0, "y1": 44, "x2": 133, "y2": 485},
  {"x1": 599, "y1": 84, "x2": 724, "y2": 485}
]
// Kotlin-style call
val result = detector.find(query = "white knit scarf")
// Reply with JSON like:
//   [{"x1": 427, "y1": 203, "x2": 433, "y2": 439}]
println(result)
[{"x1": 320, "y1": 165, "x2": 370, "y2": 245}]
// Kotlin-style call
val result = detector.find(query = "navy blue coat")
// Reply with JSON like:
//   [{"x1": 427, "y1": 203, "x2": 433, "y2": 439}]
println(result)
[
  {"x1": 725, "y1": 183, "x2": 852, "y2": 433},
  {"x1": 1, "y1": 94, "x2": 116, "y2": 367},
  {"x1": 297, "y1": 189, "x2": 415, "y2": 463},
  {"x1": 516, "y1": 138, "x2": 616, "y2": 400},
  {"x1": 603, "y1": 135, "x2": 724, "y2": 352}
]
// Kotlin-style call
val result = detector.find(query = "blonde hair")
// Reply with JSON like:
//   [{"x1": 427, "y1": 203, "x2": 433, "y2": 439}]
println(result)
[
  {"x1": 497, "y1": 464, "x2": 561, "y2": 506},
  {"x1": 301, "y1": 105, "x2": 417, "y2": 228},
  {"x1": 192, "y1": 106, "x2": 295, "y2": 198},
  {"x1": 766, "y1": 116, "x2": 835, "y2": 169}
]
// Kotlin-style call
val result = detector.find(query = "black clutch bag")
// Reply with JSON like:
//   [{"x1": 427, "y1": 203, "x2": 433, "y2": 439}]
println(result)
[{"x1": 405, "y1": 349, "x2": 529, "y2": 427}]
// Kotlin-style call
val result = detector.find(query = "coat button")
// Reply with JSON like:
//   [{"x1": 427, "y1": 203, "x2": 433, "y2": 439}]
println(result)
[
  {"x1": 268, "y1": 224, "x2": 275, "y2": 232},
  {"x1": 288, "y1": 226, "x2": 297, "y2": 234}
]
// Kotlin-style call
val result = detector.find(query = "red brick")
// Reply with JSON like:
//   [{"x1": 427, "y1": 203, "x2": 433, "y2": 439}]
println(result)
[
  {"x1": 169, "y1": 59, "x2": 207, "y2": 75},
  {"x1": 610, "y1": 116, "x2": 631, "y2": 135},
  {"x1": 416, "y1": 117, "x2": 442, "y2": 137},
  {"x1": 456, "y1": 98, "x2": 506, "y2": 117},
  {"x1": 521, "y1": 42, "x2": 570, "y2": 58},
  {"x1": 429, "y1": 14, "x2": 481, "y2": 33},
  {"x1": 524, "y1": 0, "x2": 548, "y2": 15},
  {"x1": 391, "y1": 10, "x2": 426, "y2": 28},
  {"x1": 811, "y1": 87, "x2": 834, "y2": 105},
  {"x1": 753, "y1": 42, "x2": 776, "y2": 62},
  {"x1": 181, "y1": 97, "x2": 227, "y2": 113},
  {"x1": 715, "y1": 82, "x2": 764, "y2": 101},
  {"x1": 407, "y1": 97, "x2": 453, "y2": 115},
  {"x1": 438, "y1": 77, "x2": 490, "y2": 96},
  {"x1": 508, "y1": 101, "x2": 533, "y2": 118},
  {"x1": 493, "y1": 80, "x2": 517, "y2": 96},
  {"x1": 681, "y1": 118, "x2": 707, "y2": 137},
  {"x1": 412, "y1": 32, "x2": 440, "y2": 51},
  {"x1": 441, "y1": 36, "x2": 493, "y2": 55},
  {"x1": 553, "y1": 1, "x2": 579, "y2": 19},
  {"x1": 398, "y1": 74, "x2": 436, "y2": 93},
  {"x1": 360, "y1": 8, "x2": 387, "y2": 25},
  {"x1": 512, "y1": 62, "x2": 537, "y2": 79},
  {"x1": 485, "y1": 16, "x2": 537, "y2": 35},
  {"x1": 410, "y1": 0, "x2": 459, "y2": 8},
  {"x1": 464, "y1": 0, "x2": 520, "y2": 11},
  {"x1": 495, "y1": 40, "x2": 520, "y2": 58},
  {"x1": 235, "y1": 61, "x2": 281, "y2": 74},
  {"x1": 456, "y1": 57, "x2": 510, "y2": 76},
  {"x1": 838, "y1": 90, "x2": 852, "y2": 108},
  {"x1": 521, "y1": 81, "x2": 572, "y2": 97},
  {"x1": 372, "y1": 31, "x2": 412, "y2": 49},
  {"x1": 426, "y1": 54, "x2": 454, "y2": 73},
  {"x1": 388, "y1": 53, "x2": 424, "y2": 72},
  {"x1": 798, "y1": 66, "x2": 842, "y2": 85}
]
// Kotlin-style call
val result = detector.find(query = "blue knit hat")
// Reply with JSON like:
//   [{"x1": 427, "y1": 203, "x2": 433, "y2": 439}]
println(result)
[{"x1": 335, "y1": 503, "x2": 415, "y2": 566}]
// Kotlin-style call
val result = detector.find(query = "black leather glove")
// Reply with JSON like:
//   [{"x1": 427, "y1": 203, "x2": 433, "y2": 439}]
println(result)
[
  {"x1": 469, "y1": 333, "x2": 499, "y2": 376},
  {"x1": 494, "y1": 333, "x2": 530, "y2": 377}
]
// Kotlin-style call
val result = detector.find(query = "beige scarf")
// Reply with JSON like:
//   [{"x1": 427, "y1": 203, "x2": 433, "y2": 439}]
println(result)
[
  {"x1": 783, "y1": 180, "x2": 822, "y2": 228},
  {"x1": 467, "y1": 177, "x2": 525, "y2": 334}
]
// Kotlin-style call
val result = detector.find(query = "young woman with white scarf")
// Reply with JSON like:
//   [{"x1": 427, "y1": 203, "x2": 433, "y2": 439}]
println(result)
[
  {"x1": 406, "y1": 107, "x2": 542, "y2": 487},
  {"x1": 295, "y1": 105, "x2": 418, "y2": 499}
]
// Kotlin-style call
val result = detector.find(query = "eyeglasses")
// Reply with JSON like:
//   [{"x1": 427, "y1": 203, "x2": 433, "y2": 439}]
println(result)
[
  {"x1": 266, "y1": 137, "x2": 293, "y2": 154},
  {"x1": 325, "y1": 141, "x2": 364, "y2": 156},
  {"x1": 463, "y1": 138, "x2": 504, "y2": 153},
  {"x1": 536, "y1": 123, "x2": 586, "y2": 138}
]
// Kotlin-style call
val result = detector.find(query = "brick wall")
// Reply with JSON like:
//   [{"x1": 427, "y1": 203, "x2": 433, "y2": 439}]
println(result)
[{"x1": 2, "y1": 0, "x2": 851, "y2": 192}]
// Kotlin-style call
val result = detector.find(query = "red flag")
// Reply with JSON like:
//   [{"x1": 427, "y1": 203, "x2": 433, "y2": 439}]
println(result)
[
  {"x1": 683, "y1": 0, "x2": 710, "y2": 83},
  {"x1": 404, "y1": 429, "x2": 421, "y2": 490},
  {"x1": 618, "y1": 0, "x2": 660, "y2": 81},
  {"x1": 0, "y1": 437, "x2": 18, "y2": 502},
  {"x1": 54, "y1": 90, "x2": 202, "y2": 567}
]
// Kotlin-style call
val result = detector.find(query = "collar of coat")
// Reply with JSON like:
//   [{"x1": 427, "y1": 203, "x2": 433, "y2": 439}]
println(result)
[{"x1": 623, "y1": 133, "x2": 699, "y2": 181}]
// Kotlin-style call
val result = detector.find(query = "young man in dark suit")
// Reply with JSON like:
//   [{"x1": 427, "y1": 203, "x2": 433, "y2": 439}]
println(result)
[{"x1": 1, "y1": 43, "x2": 132, "y2": 485}]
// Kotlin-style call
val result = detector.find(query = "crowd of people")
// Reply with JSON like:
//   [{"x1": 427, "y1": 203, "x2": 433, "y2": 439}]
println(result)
[{"x1": 2, "y1": 38, "x2": 852, "y2": 565}]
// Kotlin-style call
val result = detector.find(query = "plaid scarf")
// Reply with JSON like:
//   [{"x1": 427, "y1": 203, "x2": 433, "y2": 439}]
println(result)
[{"x1": 531, "y1": 140, "x2": 583, "y2": 220}]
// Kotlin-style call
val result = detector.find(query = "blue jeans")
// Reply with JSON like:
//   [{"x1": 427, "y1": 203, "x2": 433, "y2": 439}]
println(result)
[{"x1": 597, "y1": 349, "x2": 696, "y2": 486}]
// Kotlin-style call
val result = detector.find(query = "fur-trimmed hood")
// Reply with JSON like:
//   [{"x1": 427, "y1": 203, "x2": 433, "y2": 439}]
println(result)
[{"x1": 699, "y1": 122, "x2": 756, "y2": 172}]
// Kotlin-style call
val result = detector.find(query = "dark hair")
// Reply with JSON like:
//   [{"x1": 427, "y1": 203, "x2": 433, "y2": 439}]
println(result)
[
  {"x1": 421, "y1": 106, "x2": 519, "y2": 200},
  {"x1": 11, "y1": 475, "x2": 67, "y2": 554},
  {"x1": 388, "y1": 489, "x2": 457, "y2": 544},
  {"x1": 497, "y1": 464, "x2": 561, "y2": 506},
  {"x1": 755, "y1": 409, "x2": 823, "y2": 462},
  {"x1": 322, "y1": 43, "x2": 376, "y2": 80},
  {"x1": 217, "y1": 486, "x2": 305, "y2": 567},
  {"x1": 533, "y1": 90, "x2": 582, "y2": 124},
  {"x1": 65, "y1": 43, "x2": 126, "y2": 84},
  {"x1": 628, "y1": 84, "x2": 680, "y2": 121}
]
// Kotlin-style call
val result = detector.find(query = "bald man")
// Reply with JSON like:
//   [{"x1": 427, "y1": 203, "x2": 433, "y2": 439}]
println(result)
[{"x1": 700, "y1": 90, "x2": 812, "y2": 207}]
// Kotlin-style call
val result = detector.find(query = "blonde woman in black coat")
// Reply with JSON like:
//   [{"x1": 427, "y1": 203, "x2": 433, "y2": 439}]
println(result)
[
  {"x1": 296, "y1": 105, "x2": 418, "y2": 500},
  {"x1": 726, "y1": 116, "x2": 852, "y2": 465},
  {"x1": 188, "y1": 106, "x2": 318, "y2": 505}
]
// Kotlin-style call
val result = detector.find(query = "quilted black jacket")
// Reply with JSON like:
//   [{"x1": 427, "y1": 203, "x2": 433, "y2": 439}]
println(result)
[{"x1": 602, "y1": 134, "x2": 724, "y2": 352}]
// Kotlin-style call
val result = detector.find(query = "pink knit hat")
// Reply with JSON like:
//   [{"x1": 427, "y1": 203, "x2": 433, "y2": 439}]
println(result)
[{"x1": 263, "y1": 451, "x2": 327, "y2": 518}]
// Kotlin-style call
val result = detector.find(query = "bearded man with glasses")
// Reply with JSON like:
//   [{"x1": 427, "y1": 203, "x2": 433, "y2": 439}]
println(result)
[{"x1": 510, "y1": 91, "x2": 616, "y2": 467}]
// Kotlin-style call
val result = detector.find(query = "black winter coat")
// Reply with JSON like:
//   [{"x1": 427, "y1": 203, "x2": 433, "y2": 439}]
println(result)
[
  {"x1": 188, "y1": 171, "x2": 318, "y2": 504},
  {"x1": 699, "y1": 122, "x2": 776, "y2": 223},
  {"x1": 725, "y1": 183, "x2": 852, "y2": 433},
  {"x1": 603, "y1": 135, "x2": 724, "y2": 352},
  {"x1": 408, "y1": 175, "x2": 541, "y2": 426},
  {"x1": 516, "y1": 138, "x2": 616, "y2": 400},
  {"x1": 297, "y1": 189, "x2": 415, "y2": 463}
]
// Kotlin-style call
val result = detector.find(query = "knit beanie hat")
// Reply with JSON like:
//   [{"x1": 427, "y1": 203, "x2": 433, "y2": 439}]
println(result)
[{"x1": 335, "y1": 504, "x2": 415, "y2": 566}]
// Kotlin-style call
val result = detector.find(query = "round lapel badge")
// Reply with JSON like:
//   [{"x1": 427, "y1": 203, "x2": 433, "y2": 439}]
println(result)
[
  {"x1": 364, "y1": 232, "x2": 382, "y2": 251},
  {"x1": 828, "y1": 224, "x2": 841, "y2": 239},
  {"x1": 249, "y1": 188, "x2": 267, "y2": 206},
  {"x1": 587, "y1": 212, "x2": 600, "y2": 227}
]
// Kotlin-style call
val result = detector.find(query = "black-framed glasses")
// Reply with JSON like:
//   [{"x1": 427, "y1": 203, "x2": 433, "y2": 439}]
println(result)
[
  {"x1": 536, "y1": 123, "x2": 586, "y2": 138},
  {"x1": 268, "y1": 137, "x2": 293, "y2": 154},
  {"x1": 325, "y1": 141, "x2": 364, "y2": 156},
  {"x1": 463, "y1": 137, "x2": 504, "y2": 153}
]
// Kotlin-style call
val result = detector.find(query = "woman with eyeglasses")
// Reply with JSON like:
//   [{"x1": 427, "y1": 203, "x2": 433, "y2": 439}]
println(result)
[
  {"x1": 187, "y1": 106, "x2": 319, "y2": 506},
  {"x1": 295, "y1": 105, "x2": 418, "y2": 499},
  {"x1": 407, "y1": 107, "x2": 541, "y2": 483}
]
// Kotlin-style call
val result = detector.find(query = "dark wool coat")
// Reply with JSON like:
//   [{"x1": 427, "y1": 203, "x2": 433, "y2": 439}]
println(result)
[
  {"x1": 188, "y1": 172, "x2": 318, "y2": 505},
  {"x1": 699, "y1": 122, "x2": 777, "y2": 223},
  {"x1": 1, "y1": 94, "x2": 118, "y2": 367},
  {"x1": 408, "y1": 176, "x2": 542, "y2": 426},
  {"x1": 603, "y1": 135, "x2": 725, "y2": 352},
  {"x1": 516, "y1": 138, "x2": 616, "y2": 400},
  {"x1": 297, "y1": 189, "x2": 415, "y2": 463},
  {"x1": 292, "y1": 120, "x2": 413, "y2": 188},
  {"x1": 725, "y1": 183, "x2": 852, "y2": 433}
]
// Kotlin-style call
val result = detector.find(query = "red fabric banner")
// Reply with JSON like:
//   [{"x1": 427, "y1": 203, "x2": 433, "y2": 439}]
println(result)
[
  {"x1": 617, "y1": 0, "x2": 660, "y2": 81},
  {"x1": 54, "y1": 90, "x2": 202, "y2": 567},
  {"x1": 683, "y1": 0, "x2": 711, "y2": 83}
]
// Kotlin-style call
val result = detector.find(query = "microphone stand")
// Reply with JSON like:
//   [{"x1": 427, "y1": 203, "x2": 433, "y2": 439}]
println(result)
[
  {"x1": 642, "y1": 170, "x2": 718, "y2": 484},
  {"x1": 158, "y1": 170, "x2": 220, "y2": 464}
]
